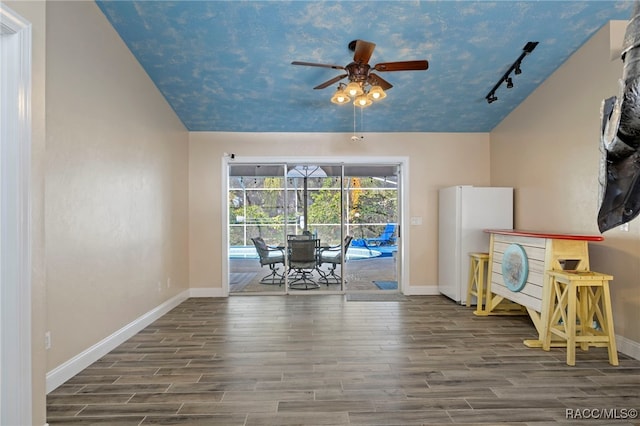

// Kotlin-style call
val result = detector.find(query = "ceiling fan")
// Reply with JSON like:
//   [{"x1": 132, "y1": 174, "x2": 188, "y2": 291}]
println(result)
[{"x1": 292, "y1": 39, "x2": 428, "y2": 104}]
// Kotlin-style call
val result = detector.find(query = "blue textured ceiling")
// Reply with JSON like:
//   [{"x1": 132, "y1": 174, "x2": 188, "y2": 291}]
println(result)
[{"x1": 96, "y1": 1, "x2": 632, "y2": 133}]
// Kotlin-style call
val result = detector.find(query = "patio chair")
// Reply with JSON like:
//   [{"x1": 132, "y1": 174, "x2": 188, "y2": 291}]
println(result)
[
  {"x1": 251, "y1": 237, "x2": 285, "y2": 285},
  {"x1": 318, "y1": 235, "x2": 353, "y2": 285},
  {"x1": 287, "y1": 233, "x2": 311, "y2": 240},
  {"x1": 364, "y1": 223, "x2": 397, "y2": 246},
  {"x1": 287, "y1": 237, "x2": 319, "y2": 290}
]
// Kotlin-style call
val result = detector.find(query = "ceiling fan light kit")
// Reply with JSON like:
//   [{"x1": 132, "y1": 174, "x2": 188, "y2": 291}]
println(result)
[
  {"x1": 292, "y1": 39, "x2": 428, "y2": 108},
  {"x1": 486, "y1": 41, "x2": 539, "y2": 104}
]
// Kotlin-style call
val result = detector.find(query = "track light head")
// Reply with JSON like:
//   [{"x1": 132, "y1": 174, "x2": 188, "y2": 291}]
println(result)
[
  {"x1": 506, "y1": 77, "x2": 514, "y2": 88},
  {"x1": 486, "y1": 94, "x2": 497, "y2": 104},
  {"x1": 514, "y1": 64, "x2": 522, "y2": 75}
]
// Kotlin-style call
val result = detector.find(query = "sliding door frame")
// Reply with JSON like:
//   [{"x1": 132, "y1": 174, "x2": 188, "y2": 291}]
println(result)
[{"x1": 221, "y1": 156, "x2": 410, "y2": 296}]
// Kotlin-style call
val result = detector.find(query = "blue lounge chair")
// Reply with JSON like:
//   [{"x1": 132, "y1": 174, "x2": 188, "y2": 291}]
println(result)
[{"x1": 364, "y1": 223, "x2": 397, "y2": 246}]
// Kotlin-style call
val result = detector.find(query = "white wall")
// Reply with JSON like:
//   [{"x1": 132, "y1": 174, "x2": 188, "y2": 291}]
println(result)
[
  {"x1": 44, "y1": 1, "x2": 190, "y2": 373},
  {"x1": 189, "y1": 131, "x2": 491, "y2": 294}
]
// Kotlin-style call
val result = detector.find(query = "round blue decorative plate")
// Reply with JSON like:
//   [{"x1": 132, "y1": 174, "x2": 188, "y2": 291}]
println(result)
[{"x1": 501, "y1": 243, "x2": 529, "y2": 292}]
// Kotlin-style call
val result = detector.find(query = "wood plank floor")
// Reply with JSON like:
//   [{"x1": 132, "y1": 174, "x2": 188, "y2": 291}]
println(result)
[{"x1": 47, "y1": 295, "x2": 640, "y2": 425}]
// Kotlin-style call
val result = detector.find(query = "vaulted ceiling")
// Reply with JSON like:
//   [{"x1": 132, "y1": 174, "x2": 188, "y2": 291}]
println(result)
[{"x1": 96, "y1": 1, "x2": 632, "y2": 133}]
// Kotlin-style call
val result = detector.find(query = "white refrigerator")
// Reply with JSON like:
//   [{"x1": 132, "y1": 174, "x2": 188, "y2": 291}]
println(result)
[{"x1": 438, "y1": 186, "x2": 513, "y2": 304}]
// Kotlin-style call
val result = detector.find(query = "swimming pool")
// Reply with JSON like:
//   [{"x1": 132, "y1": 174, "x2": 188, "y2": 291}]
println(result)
[{"x1": 229, "y1": 246, "x2": 382, "y2": 260}]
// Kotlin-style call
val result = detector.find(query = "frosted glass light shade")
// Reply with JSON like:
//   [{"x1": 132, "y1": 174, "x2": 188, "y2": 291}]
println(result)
[
  {"x1": 331, "y1": 88, "x2": 350, "y2": 104},
  {"x1": 354, "y1": 94, "x2": 372, "y2": 108},
  {"x1": 368, "y1": 85, "x2": 386, "y2": 101},
  {"x1": 345, "y1": 82, "x2": 364, "y2": 97}
]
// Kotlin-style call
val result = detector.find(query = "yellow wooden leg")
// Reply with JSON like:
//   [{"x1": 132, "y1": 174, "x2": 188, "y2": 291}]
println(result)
[
  {"x1": 566, "y1": 282, "x2": 577, "y2": 366},
  {"x1": 601, "y1": 281, "x2": 619, "y2": 366},
  {"x1": 468, "y1": 253, "x2": 490, "y2": 315},
  {"x1": 542, "y1": 276, "x2": 559, "y2": 351},
  {"x1": 466, "y1": 257, "x2": 475, "y2": 308},
  {"x1": 577, "y1": 286, "x2": 589, "y2": 352},
  {"x1": 537, "y1": 277, "x2": 569, "y2": 349},
  {"x1": 477, "y1": 259, "x2": 485, "y2": 311}
]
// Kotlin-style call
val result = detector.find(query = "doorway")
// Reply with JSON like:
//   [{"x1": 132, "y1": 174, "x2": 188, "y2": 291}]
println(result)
[{"x1": 226, "y1": 161, "x2": 401, "y2": 295}]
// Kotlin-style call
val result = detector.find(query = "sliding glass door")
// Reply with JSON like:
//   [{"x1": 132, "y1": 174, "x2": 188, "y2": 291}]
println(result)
[
  {"x1": 343, "y1": 165, "x2": 399, "y2": 292},
  {"x1": 227, "y1": 162, "x2": 399, "y2": 294},
  {"x1": 228, "y1": 164, "x2": 288, "y2": 294}
]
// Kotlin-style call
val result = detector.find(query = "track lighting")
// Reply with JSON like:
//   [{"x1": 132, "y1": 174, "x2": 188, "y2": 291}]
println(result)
[{"x1": 485, "y1": 41, "x2": 538, "y2": 104}]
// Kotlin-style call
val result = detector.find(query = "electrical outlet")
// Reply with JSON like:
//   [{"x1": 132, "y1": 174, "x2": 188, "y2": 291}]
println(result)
[
  {"x1": 619, "y1": 223, "x2": 629, "y2": 232},
  {"x1": 45, "y1": 331, "x2": 51, "y2": 350}
]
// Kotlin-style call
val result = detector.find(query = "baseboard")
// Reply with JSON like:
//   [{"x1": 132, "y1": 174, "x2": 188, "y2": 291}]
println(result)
[
  {"x1": 405, "y1": 284, "x2": 440, "y2": 296},
  {"x1": 46, "y1": 290, "x2": 190, "y2": 393},
  {"x1": 617, "y1": 334, "x2": 640, "y2": 360}
]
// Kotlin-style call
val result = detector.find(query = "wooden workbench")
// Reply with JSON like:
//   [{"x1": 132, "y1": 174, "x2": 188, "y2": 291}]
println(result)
[{"x1": 484, "y1": 229, "x2": 604, "y2": 347}]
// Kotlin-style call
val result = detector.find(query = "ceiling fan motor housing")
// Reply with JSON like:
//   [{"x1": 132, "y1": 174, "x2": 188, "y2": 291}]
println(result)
[{"x1": 346, "y1": 62, "x2": 371, "y2": 82}]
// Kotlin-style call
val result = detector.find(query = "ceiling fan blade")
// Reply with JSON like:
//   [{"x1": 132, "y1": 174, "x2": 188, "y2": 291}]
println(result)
[
  {"x1": 313, "y1": 74, "x2": 348, "y2": 90},
  {"x1": 368, "y1": 73, "x2": 393, "y2": 90},
  {"x1": 292, "y1": 61, "x2": 345, "y2": 70},
  {"x1": 374, "y1": 60, "x2": 429, "y2": 72},
  {"x1": 353, "y1": 40, "x2": 376, "y2": 64}
]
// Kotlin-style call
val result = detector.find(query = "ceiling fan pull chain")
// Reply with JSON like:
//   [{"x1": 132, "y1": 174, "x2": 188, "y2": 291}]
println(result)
[{"x1": 353, "y1": 103, "x2": 357, "y2": 136}]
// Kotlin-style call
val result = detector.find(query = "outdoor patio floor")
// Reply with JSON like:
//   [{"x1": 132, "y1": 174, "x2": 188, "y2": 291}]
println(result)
[{"x1": 229, "y1": 256, "x2": 397, "y2": 294}]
